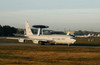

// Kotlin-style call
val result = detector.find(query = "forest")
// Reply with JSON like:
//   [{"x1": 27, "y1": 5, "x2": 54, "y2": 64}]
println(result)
[{"x1": 0, "y1": 25, "x2": 17, "y2": 36}]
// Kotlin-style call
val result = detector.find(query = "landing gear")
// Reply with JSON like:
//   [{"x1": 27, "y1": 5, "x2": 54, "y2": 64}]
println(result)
[
  {"x1": 50, "y1": 43, "x2": 55, "y2": 45},
  {"x1": 38, "y1": 41, "x2": 45, "y2": 45},
  {"x1": 68, "y1": 44, "x2": 70, "y2": 47}
]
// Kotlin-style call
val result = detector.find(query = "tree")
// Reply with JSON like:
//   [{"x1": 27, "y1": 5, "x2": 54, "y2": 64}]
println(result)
[
  {"x1": 17, "y1": 28, "x2": 24, "y2": 34},
  {"x1": 0, "y1": 25, "x2": 2, "y2": 36},
  {"x1": 2, "y1": 25, "x2": 17, "y2": 36},
  {"x1": 74, "y1": 30, "x2": 84, "y2": 35}
]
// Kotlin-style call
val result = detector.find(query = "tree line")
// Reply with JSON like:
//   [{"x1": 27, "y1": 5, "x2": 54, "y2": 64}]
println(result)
[
  {"x1": 0, "y1": 25, "x2": 17, "y2": 36},
  {"x1": 74, "y1": 30, "x2": 99, "y2": 35},
  {"x1": 0, "y1": 24, "x2": 99, "y2": 36}
]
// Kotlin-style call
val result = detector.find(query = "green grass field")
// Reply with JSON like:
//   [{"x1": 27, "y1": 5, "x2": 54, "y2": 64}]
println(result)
[{"x1": 0, "y1": 46, "x2": 100, "y2": 65}]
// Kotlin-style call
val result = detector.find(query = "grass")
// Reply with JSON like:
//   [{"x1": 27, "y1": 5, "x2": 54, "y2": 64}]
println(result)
[
  {"x1": 75, "y1": 37, "x2": 100, "y2": 44},
  {"x1": 0, "y1": 46, "x2": 100, "y2": 65},
  {"x1": 0, "y1": 37, "x2": 100, "y2": 65}
]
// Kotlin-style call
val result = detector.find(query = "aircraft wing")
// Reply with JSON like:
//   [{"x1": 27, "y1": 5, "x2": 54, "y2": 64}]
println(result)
[{"x1": 3, "y1": 37, "x2": 54, "y2": 44}]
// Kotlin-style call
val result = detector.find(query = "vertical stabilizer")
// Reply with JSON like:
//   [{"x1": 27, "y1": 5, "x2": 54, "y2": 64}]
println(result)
[
  {"x1": 67, "y1": 32, "x2": 70, "y2": 35},
  {"x1": 25, "y1": 21, "x2": 33, "y2": 36}
]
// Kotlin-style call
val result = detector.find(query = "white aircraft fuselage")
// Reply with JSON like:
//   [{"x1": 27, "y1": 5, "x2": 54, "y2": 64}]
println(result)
[{"x1": 27, "y1": 35, "x2": 76, "y2": 44}]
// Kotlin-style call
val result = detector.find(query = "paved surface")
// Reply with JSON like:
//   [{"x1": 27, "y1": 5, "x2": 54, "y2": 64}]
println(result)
[
  {"x1": 0, "y1": 42, "x2": 35, "y2": 46},
  {"x1": 0, "y1": 42, "x2": 100, "y2": 48}
]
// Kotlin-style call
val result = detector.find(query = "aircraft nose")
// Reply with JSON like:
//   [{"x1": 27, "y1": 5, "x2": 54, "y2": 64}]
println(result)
[{"x1": 71, "y1": 39, "x2": 76, "y2": 44}]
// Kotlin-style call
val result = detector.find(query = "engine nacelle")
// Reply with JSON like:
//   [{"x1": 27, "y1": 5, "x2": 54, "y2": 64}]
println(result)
[
  {"x1": 18, "y1": 39, "x2": 25, "y2": 43},
  {"x1": 32, "y1": 40, "x2": 39, "y2": 44}
]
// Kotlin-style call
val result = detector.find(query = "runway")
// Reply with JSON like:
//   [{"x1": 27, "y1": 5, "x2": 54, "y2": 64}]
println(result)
[
  {"x1": 0, "y1": 42, "x2": 100, "y2": 48},
  {"x1": 0, "y1": 42, "x2": 35, "y2": 46},
  {"x1": 0, "y1": 42, "x2": 70, "y2": 47}
]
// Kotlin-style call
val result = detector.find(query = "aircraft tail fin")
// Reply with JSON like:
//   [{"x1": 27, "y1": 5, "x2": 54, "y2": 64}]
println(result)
[
  {"x1": 88, "y1": 33, "x2": 91, "y2": 36},
  {"x1": 25, "y1": 21, "x2": 33, "y2": 36},
  {"x1": 67, "y1": 32, "x2": 70, "y2": 35}
]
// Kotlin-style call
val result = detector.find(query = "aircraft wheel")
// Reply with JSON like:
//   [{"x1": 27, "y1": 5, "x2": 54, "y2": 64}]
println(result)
[
  {"x1": 38, "y1": 42, "x2": 45, "y2": 45},
  {"x1": 50, "y1": 43, "x2": 55, "y2": 45}
]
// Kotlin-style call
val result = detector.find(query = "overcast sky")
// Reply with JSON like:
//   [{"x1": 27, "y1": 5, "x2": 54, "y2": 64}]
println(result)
[{"x1": 0, "y1": 0, "x2": 100, "y2": 31}]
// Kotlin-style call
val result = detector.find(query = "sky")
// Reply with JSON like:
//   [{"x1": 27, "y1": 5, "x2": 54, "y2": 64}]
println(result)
[{"x1": 0, "y1": 0, "x2": 100, "y2": 31}]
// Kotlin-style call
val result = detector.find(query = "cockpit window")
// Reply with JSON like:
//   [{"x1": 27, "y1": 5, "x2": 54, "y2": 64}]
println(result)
[{"x1": 71, "y1": 37, "x2": 76, "y2": 39}]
